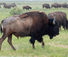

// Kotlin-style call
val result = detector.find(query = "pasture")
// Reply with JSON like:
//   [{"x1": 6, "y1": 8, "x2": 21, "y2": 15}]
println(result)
[{"x1": 0, "y1": 1, "x2": 68, "y2": 57}]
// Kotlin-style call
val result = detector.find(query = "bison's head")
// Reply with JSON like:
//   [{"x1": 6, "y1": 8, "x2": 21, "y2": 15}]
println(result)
[
  {"x1": 48, "y1": 17, "x2": 59, "y2": 39},
  {"x1": 29, "y1": 7, "x2": 32, "y2": 9}
]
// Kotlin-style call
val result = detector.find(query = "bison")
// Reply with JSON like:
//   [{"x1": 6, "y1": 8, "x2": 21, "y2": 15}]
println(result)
[
  {"x1": 4, "y1": 5, "x2": 11, "y2": 9},
  {"x1": 11, "y1": 3, "x2": 17, "y2": 7},
  {"x1": 0, "y1": 6, "x2": 1, "y2": 8},
  {"x1": 23, "y1": 6, "x2": 32, "y2": 10},
  {"x1": 42, "y1": 3, "x2": 50, "y2": 9},
  {"x1": 51, "y1": 3, "x2": 61, "y2": 8},
  {"x1": 48, "y1": 11, "x2": 68, "y2": 30},
  {"x1": 0, "y1": 11, "x2": 59, "y2": 50},
  {"x1": 60, "y1": 3, "x2": 68, "y2": 8}
]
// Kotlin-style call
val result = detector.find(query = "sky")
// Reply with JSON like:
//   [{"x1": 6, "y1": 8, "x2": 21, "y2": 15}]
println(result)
[
  {"x1": 0, "y1": 0, "x2": 68, "y2": 1},
  {"x1": 0, "y1": 0, "x2": 47, "y2": 1}
]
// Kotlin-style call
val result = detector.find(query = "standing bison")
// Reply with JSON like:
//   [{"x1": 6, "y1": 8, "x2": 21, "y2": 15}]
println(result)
[
  {"x1": 11, "y1": 3, "x2": 17, "y2": 7},
  {"x1": 4, "y1": 5, "x2": 11, "y2": 9},
  {"x1": 0, "y1": 11, "x2": 59, "y2": 50},
  {"x1": 51, "y1": 3, "x2": 61, "y2": 8},
  {"x1": 0, "y1": 6, "x2": 1, "y2": 8},
  {"x1": 60, "y1": 3, "x2": 68, "y2": 8},
  {"x1": 23, "y1": 6, "x2": 32, "y2": 10},
  {"x1": 48, "y1": 11, "x2": 68, "y2": 30},
  {"x1": 42, "y1": 3, "x2": 50, "y2": 9}
]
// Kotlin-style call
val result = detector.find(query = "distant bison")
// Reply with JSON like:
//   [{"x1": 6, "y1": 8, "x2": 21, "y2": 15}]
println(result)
[
  {"x1": 23, "y1": 6, "x2": 32, "y2": 10},
  {"x1": 42, "y1": 3, "x2": 50, "y2": 9},
  {"x1": 11, "y1": 3, "x2": 17, "y2": 7},
  {"x1": 60, "y1": 3, "x2": 68, "y2": 8},
  {"x1": 51, "y1": 3, "x2": 61, "y2": 8},
  {"x1": 0, "y1": 6, "x2": 1, "y2": 8},
  {"x1": 0, "y1": 11, "x2": 59, "y2": 50},
  {"x1": 0, "y1": 3, "x2": 6, "y2": 5},
  {"x1": 2, "y1": 3, "x2": 6, "y2": 5},
  {"x1": 4, "y1": 5, "x2": 11, "y2": 9},
  {"x1": 48, "y1": 11, "x2": 68, "y2": 30}
]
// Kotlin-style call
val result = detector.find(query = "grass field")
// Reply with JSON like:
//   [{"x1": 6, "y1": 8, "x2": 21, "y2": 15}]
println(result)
[{"x1": 0, "y1": 1, "x2": 68, "y2": 57}]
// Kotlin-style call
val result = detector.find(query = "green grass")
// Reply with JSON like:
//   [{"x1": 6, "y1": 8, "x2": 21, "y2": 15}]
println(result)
[{"x1": 0, "y1": 1, "x2": 68, "y2": 57}]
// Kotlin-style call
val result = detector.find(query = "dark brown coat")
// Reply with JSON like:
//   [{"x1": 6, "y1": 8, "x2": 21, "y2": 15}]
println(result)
[
  {"x1": 23, "y1": 6, "x2": 32, "y2": 10},
  {"x1": 51, "y1": 3, "x2": 60, "y2": 8},
  {"x1": 42, "y1": 3, "x2": 50, "y2": 9},
  {"x1": 4, "y1": 5, "x2": 11, "y2": 9}
]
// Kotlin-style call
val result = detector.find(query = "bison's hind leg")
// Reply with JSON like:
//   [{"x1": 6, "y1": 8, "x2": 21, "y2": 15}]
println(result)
[
  {"x1": 7, "y1": 34, "x2": 16, "y2": 50},
  {"x1": 0, "y1": 32, "x2": 8, "y2": 50}
]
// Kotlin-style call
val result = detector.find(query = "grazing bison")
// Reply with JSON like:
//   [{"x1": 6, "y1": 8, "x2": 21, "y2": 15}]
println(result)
[
  {"x1": 2, "y1": 3, "x2": 6, "y2": 5},
  {"x1": 23, "y1": 6, "x2": 32, "y2": 10},
  {"x1": 60, "y1": 3, "x2": 68, "y2": 8},
  {"x1": 0, "y1": 6, "x2": 1, "y2": 8},
  {"x1": 4, "y1": 5, "x2": 11, "y2": 9},
  {"x1": 0, "y1": 11, "x2": 59, "y2": 50},
  {"x1": 0, "y1": 3, "x2": 6, "y2": 5},
  {"x1": 48, "y1": 11, "x2": 68, "y2": 30},
  {"x1": 11, "y1": 3, "x2": 17, "y2": 7},
  {"x1": 42, "y1": 3, "x2": 50, "y2": 9},
  {"x1": 51, "y1": 3, "x2": 61, "y2": 8},
  {"x1": 0, "y1": 3, "x2": 2, "y2": 5}
]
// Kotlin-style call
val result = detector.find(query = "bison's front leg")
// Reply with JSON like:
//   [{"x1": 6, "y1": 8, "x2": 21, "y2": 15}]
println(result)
[
  {"x1": 29, "y1": 37, "x2": 35, "y2": 49},
  {"x1": 7, "y1": 34, "x2": 16, "y2": 50},
  {"x1": 42, "y1": 38, "x2": 44, "y2": 48},
  {"x1": 37, "y1": 37, "x2": 44, "y2": 48}
]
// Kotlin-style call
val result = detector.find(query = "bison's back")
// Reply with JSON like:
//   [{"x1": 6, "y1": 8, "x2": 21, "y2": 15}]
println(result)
[
  {"x1": 48, "y1": 11, "x2": 67, "y2": 22},
  {"x1": 2, "y1": 11, "x2": 49, "y2": 36}
]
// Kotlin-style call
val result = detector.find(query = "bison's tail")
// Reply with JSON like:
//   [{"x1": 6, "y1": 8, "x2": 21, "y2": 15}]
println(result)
[
  {"x1": 0, "y1": 24, "x2": 2, "y2": 33},
  {"x1": 1, "y1": 26, "x2": 2, "y2": 33},
  {"x1": 0, "y1": 20, "x2": 4, "y2": 33}
]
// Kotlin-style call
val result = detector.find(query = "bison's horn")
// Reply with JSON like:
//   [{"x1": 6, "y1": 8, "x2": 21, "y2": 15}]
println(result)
[{"x1": 53, "y1": 17, "x2": 56, "y2": 25}]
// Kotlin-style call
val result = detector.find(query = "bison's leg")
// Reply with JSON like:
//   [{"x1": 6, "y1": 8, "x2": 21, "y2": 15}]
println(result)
[
  {"x1": 0, "y1": 33, "x2": 7, "y2": 50},
  {"x1": 42, "y1": 38, "x2": 44, "y2": 48},
  {"x1": 62, "y1": 23, "x2": 66, "y2": 30},
  {"x1": 29, "y1": 37, "x2": 35, "y2": 49},
  {"x1": 37, "y1": 37, "x2": 44, "y2": 48},
  {"x1": 7, "y1": 34, "x2": 16, "y2": 50}
]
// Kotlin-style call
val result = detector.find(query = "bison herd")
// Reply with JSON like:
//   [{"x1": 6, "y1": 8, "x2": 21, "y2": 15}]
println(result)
[
  {"x1": 43, "y1": 3, "x2": 68, "y2": 9},
  {"x1": 0, "y1": 2, "x2": 68, "y2": 9},
  {"x1": 0, "y1": 2, "x2": 68, "y2": 50}
]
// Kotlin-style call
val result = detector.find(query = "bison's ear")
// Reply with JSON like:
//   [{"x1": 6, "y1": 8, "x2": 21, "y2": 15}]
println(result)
[{"x1": 19, "y1": 14, "x2": 28, "y2": 19}]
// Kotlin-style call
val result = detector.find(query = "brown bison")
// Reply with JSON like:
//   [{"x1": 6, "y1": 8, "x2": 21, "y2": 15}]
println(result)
[
  {"x1": 0, "y1": 3, "x2": 2, "y2": 5},
  {"x1": 42, "y1": 3, "x2": 50, "y2": 9},
  {"x1": 48, "y1": 11, "x2": 68, "y2": 30},
  {"x1": 4, "y1": 5, "x2": 11, "y2": 9},
  {"x1": 2, "y1": 3, "x2": 6, "y2": 5},
  {"x1": 0, "y1": 3, "x2": 6, "y2": 5},
  {"x1": 51, "y1": 3, "x2": 61, "y2": 8},
  {"x1": 0, "y1": 11, "x2": 59, "y2": 50},
  {"x1": 11, "y1": 3, "x2": 17, "y2": 7},
  {"x1": 0, "y1": 6, "x2": 1, "y2": 8},
  {"x1": 23, "y1": 6, "x2": 32, "y2": 10},
  {"x1": 59, "y1": 3, "x2": 68, "y2": 8}
]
